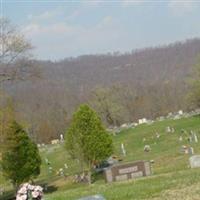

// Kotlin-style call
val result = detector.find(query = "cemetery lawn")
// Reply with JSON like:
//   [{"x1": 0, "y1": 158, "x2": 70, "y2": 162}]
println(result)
[
  {"x1": 1, "y1": 115, "x2": 200, "y2": 199},
  {"x1": 45, "y1": 168, "x2": 200, "y2": 200}
]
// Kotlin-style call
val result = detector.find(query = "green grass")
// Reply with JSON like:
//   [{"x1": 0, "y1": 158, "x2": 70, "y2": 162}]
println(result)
[
  {"x1": 44, "y1": 168, "x2": 200, "y2": 200},
  {"x1": 1, "y1": 115, "x2": 200, "y2": 199}
]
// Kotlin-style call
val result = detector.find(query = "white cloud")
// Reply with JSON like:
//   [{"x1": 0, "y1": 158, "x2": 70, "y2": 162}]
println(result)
[
  {"x1": 27, "y1": 9, "x2": 61, "y2": 22},
  {"x1": 22, "y1": 15, "x2": 124, "y2": 59},
  {"x1": 22, "y1": 22, "x2": 78, "y2": 38}
]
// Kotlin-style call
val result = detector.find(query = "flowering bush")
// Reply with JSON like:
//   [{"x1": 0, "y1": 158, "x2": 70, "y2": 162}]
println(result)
[{"x1": 16, "y1": 183, "x2": 43, "y2": 200}]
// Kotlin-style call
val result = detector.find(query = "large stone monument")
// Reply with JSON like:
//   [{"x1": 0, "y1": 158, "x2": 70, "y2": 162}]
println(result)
[{"x1": 104, "y1": 160, "x2": 151, "y2": 183}]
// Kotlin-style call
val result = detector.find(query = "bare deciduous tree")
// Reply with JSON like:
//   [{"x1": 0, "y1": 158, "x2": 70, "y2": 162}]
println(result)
[
  {"x1": 0, "y1": 18, "x2": 37, "y2": 83},
  {"x1": 0, "y1": 18, "x2": 32, "y2": 64}
]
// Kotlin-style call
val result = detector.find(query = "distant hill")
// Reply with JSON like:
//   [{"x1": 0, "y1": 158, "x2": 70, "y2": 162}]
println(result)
[{"x1": 4, "y1": 38, "x2": 200, "y2": 141}]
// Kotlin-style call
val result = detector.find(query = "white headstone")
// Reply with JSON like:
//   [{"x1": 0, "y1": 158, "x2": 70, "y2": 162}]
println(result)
[
  {"x1": 142, "y1": 118, "x2": 147, "y2": 123},
  {"x1": 45, "y1": 158, "x2": 49, "y2": 164},
  {"x1": 138, "y1": 119, "x2": 143, "y2": 124},
  {"x1": 64, "y1": 163, "x2": 68, "y2": 169},
  {"x1": 78, "y1": 194, "x2": 106, "y2": 200},
  {"x1": 121, "y1": 143, "x2": 126, "y2": 156},
  {"x1": 121, "y1": 124, "x2": 127, "y2": 128},
  {"x1": 60, "y1": 134, "x2": 64, "y2": 141},
  {"x1": 189, "y1": 155, "x2": 200, "y2": 168},
  {"x1": 189, "y1": 147, "x2": 194, "y2": 155},
  {"x1": 144, "y1": 145, "x2": 151, "y2": 152},
  {"x1": 166, "y1": 126, "x2": 171, "y2": 133},
  {"x1": 156, "y1": 133, "x2": 160, "y2": 139},
  {"x1": 194, "y1": 133, "x2": 198, "y2": 143},
  {"x1": 178, "y1": 110, "x2": 183, "y2": 115}
]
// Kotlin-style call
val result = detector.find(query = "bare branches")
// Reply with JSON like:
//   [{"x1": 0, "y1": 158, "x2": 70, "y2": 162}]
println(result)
[
  {"x1": 0, "y1": 18, "x2": 36, "y2": 83},
  {"x1": 0, "y1": 18, "x2": 32, "y2": 64}
]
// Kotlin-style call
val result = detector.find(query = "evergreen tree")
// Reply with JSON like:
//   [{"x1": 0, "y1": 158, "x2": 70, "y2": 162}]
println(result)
[
  {"x1": 0, "y1": 92, "x2": 15, "y2": 153},
  {"x1": 1, "y1": 121, "x2": 41, "y2": 187},
  {"x1": 65, "y1": 104, "x2": 113, "y2": 183}
]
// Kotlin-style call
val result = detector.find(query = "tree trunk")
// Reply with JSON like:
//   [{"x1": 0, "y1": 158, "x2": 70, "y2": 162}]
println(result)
[
  {"x1": 87, "y1": 162, "x2": 92, "y2": 185},
  {"x1": 87, "y1": 170, "x2": 92, "y2": 185}
]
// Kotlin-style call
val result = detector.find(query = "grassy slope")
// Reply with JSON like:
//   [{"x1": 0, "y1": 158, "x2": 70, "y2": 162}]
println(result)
[{"x1": 1, "y1": 115, "x2": 200, "y2": 199}]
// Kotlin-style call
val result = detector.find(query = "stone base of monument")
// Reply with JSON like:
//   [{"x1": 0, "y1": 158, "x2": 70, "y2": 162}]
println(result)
[
  {"x1": 77, "y1": 194, "x2": 106, "y2": 200},
  {"x1": 104, "y1": 160, "x2": 151, "y2": 183}
]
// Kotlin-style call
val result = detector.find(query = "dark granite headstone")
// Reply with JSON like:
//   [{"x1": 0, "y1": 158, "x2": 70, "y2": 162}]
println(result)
[{"x1": 104, "y1": 160, "x2": 151, "y2": 183}]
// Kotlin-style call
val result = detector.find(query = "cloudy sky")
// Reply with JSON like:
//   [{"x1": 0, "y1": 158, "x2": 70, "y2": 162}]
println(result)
[{"x1": 2, "y1": 0, "x2": 200, "y2": 60}]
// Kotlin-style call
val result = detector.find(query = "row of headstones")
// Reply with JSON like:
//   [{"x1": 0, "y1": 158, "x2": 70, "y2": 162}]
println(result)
[
  {"x1": 158, "y1": 109, "x2": 200, "y2": 121},
  {"x1": 108, "y1": 109, "x2": 200, "y2": 135},
  {"x1": 120, "y1": 128, "x2": 199, "y2": 156},
  {"x1": 44, "y1": 157, "x2": 69, "y2": 176},
  {"x1": 37, "y1": 134, "x2": 65, "y2": 148}
]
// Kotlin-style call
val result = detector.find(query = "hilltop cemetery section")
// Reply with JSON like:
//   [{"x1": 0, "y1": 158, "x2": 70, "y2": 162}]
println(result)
[{"x1": 1, "y1": 112, "x2": 200, "y2": 200}]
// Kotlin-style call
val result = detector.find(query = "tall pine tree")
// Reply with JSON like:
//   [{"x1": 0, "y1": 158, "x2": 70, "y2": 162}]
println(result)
[{"x1": 1, "y1": 121, "x2": 41, "y2": 187}]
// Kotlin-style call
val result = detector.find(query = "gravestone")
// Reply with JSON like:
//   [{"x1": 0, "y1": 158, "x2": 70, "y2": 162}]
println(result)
[
  {"x1": 189, "y1": 155, "x2": 200, "y2": 168},
  {"x1": 60, "y1": 134, "x2": 64, "y2": 142},
  {"x1": 144, "y1": 145, "x2": 151, "y2": 152},
  {"x1": 64, "y1": 163, "x2": 68, "y2": 169},
  {"x1": 121, "y1": 143, "x2": 126, "y2": 156},
  {"x1": 166, "y1": 126, "x2": 171, "y2": 133},
  {"x1": 194, "y1": 133, "x2": 198, "y2": 143},
  {"x1": 121, "y1": 123, "x2": 128, "y2": 128},
  {"x1": 178, "y1": 110, "x2": 183, "y2": 115},
  {"x1": 156, "y1": 132, "x2": 160, "y2": 139},
  {"x1": 77, "y1": 194, "x2": 106, "y2": 200},
  {"x1": 189, "y1": 147, "x2": 194, "y2": 155},
  {"x1": 138, "y1": 118, "x2": 147, "y2": 124},
  {"x1": 104, "y1": 160, "x2": 151, "y2": 183}
]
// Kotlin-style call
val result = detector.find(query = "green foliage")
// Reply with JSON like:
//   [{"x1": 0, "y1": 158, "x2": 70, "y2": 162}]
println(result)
[
  {"x1": 1, "y1": 121, "x2": 41, "y2": 186},
  {"x1": 0, "y1": 92, "x2": 15, "y2": 153},
  {"x1": 65, "y1": 104, "x2": 113, "y2": 171}
]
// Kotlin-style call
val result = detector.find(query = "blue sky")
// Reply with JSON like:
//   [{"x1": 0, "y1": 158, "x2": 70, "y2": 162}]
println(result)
[{"x1": 2, "y1": 0, "x2": 200, "y2": 60}]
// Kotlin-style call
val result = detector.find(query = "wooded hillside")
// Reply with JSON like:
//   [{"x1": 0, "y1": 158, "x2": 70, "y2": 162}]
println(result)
[{"x1": 3, "y1": 38, "x2": 200, "y2": 142}]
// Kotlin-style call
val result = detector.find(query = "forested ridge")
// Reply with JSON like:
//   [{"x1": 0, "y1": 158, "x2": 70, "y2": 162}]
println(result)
[{"x1": 3, "y1": 38, "x2": 200, "y2": 142}]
